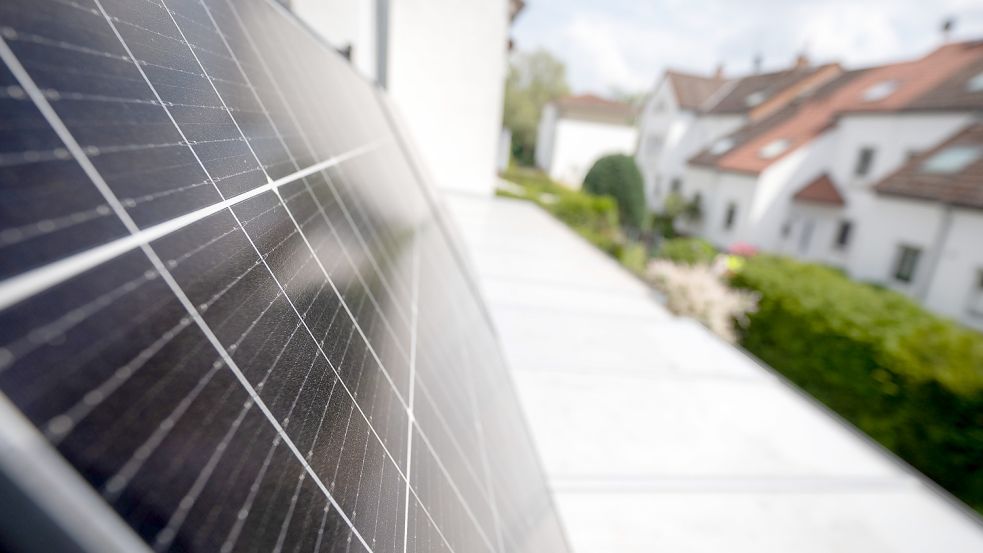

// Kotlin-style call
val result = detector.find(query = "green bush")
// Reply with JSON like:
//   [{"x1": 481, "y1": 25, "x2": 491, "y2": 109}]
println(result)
[
  {"x1": 658, "y1": 237, "x2": 717, "y2": 265},
  {"x1": 617, "y1": 241, "x2": 648, "y2": 275},
  {"x1": 498, "y1": 168, "x2": 623, "y2": 256},
  {"x1": 549, "y1": 193, "x2": 622, "y2": 255},
  {"x1": 731, "y1": 255, "x2": 983, "y2": 512},
  {"x1": 582, "y1": 154, "x2": 646, "y2": 231}
]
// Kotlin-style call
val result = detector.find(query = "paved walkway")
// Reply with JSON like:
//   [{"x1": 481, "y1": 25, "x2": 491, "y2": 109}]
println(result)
[{"x1": 444, "y1": 192, "x2": 983, "y2": 553}]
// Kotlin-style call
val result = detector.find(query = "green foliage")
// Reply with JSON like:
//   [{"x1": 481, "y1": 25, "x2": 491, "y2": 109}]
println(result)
[
  {"x1": 582, "y1": 154, "x2": 647, "y2": 231},
  {"x1": 498, "y1": 168, "x2": 622, "y2": 255},
  {"x1": 503, "y1": 50, "x2": 570, "y2": 166},
  {"x1": 617, "y1": 242, "x2": 648, "y2": 275},
  {"x1": 731, "y1": 255, "x2": 983, "y2": 513},
  {"x1": 658, "y1": 237, "x2": 717, "y2": 266}
]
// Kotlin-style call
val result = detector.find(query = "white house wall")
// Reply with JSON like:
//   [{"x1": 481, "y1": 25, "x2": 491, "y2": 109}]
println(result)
[
  {"x1": 547, "y1": 118, "x2": 638, "y2": 187},
  {"x1": 678, "y1": 166, "x2": 758, "y2": 249},
  {"x1": 387, "y1": 0, "x2": 509, "y2": 195},
  {"x1": 636, "y1": 79, "x2": 680, "y2": 205},
  {"x1": 830, "y1": 113, "x2": 973, "y2": 191},
  {"x1": 535, "y1": 103, "x2": 558, "y2": 171},
  {"x1": 636, "y1": 91, "x2": 745, "y2": 210},
  {"x1": 923, "y1": 209, "x2": 983, "y2": 331}
]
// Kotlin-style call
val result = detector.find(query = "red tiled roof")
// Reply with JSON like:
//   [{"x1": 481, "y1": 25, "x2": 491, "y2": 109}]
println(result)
[
  {"x1": 665, "y1": 70, "x2": 730, "y2": 111},
  {"x1": 689, "y1": 70, "x2": 863, "y2": 170},
  {"x1": 553, "y1": 94, "x2": 635, "y2": 121},
  {"x1": 874, "y1": 122, "x2": 983, "y2": 210},
  {"x1": 793, "y1": 173, "x2": 845, "y2": 206},
  {"x1": 904, "y1": 56, "x2": 983, "y2": 111},
  {"x1": 706, "y1": 65, "x2": 833, "y2": 115},
  {"x1": 711, "y1": 41, "x2": 983, "y2": 175}
]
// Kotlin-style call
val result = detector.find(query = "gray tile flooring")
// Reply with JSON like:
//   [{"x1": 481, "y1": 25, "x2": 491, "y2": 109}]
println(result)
[{"x1": 445, "y1": 192, "x2": 983, "y2": 553}]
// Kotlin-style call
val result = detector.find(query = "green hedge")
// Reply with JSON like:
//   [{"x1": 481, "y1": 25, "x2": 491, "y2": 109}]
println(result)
[
  {"x1": 582, "y1": 154, "x2": 646, "y2": 231},
  {"x1": 731, "y1": 255, "x2": 983, "y2": 512},
  {"x1": 658, "y1": 237, "x2": 717, "y2": 265},
  {"x1": 498, "y1": 168, "x2": 623, "y2": 255}
]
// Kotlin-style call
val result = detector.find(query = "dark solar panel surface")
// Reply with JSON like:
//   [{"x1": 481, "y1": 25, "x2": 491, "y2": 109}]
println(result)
[{"x1": 0, "y1": 1, "x2": 570, "y2": 552}]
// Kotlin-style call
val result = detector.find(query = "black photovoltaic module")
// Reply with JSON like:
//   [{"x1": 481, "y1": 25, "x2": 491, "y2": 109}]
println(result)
[{"x1": 0, "y1": 1, "x2": 570, "y2": 552}]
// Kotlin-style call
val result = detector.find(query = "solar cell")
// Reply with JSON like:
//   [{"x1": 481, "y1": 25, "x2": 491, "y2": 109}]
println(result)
[{"x1": 0, "y1": 1, "x2": 570, "y2": 552}]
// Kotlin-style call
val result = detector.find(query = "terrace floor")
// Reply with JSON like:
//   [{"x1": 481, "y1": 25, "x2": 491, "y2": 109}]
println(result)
[{"x1": 444, "y1": 191, "x2": 983, "y2": 553}]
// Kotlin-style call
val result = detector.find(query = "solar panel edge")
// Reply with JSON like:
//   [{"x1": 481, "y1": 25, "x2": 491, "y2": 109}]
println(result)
[{"x1": 0, "y1": 393, "x2": 151, "y2": 553}]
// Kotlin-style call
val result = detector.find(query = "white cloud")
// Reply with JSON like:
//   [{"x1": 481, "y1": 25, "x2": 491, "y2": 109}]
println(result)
[{"x1": 512, "y1": 0, "x2": 983, "y2": 94}]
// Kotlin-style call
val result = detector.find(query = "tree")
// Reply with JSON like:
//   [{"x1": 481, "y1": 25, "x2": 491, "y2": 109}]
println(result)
[
  {"x1": 503, "y1": 50, "x2": 570, "y2": 166},
  {"x1": 582, "y1": 154, "x2": 646, "y2": 232}
]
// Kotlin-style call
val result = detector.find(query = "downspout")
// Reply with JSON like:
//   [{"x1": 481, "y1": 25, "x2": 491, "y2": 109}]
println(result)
[
  {"x1": 915, "y1": 203, "x2": 954, "y2": 302},
  {"x1": 375, "y1": 0, "x2": 390, "y2": 88}
]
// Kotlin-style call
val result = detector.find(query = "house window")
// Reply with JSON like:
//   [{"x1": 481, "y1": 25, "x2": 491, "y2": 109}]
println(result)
[
  {"x1": 970, "y1": 270, "x2": 983, "y2": 316},
  {"x1": 893, "y1": 245, "x2": 921, "y2": 283},
  {"x1": 710, "y1": 137, "x2": 735, "y2": 155},
  {"x1": 670, "y1": 178, "x2": 682, "y2": 194},
  {"x1": 759, "y1": 138, "x2": 790, "y2": 159},
  {"x1": 862, "y1": 79, "x2": 899, "y2": 102},
  {"x1": 854, "y1": 147, "x2": 876, "y2": 177},
  {"x1": 723, "y1": 202, "x2": 737, "y2": 230},
  {"x1": 781, "y1": 221, "x2": 792, "y2": 239},
  {"x1": 834, "y1": 220, "x2": 852, "y2": 249},
  {"x1": 967, "y1": 71, "x2": 983, "y2": 93},
  {"x1": 919, "y1": 145, "x2": 982, "y2": 174}
]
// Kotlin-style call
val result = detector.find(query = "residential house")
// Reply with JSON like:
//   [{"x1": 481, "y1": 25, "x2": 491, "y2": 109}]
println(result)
[
  {"x1": 535, "y1": 94, "x2": 637, "y2": 187},
  {"x1": 636, "y1": 59, "x2": 842, "y2": 209},
  {"x1": 679, "y1": 40, "x2": 983, "y2": 326}
]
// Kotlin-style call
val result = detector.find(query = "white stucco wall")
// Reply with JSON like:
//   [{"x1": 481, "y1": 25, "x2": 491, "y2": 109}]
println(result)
[
  {"x1": 829, "y1": 113, "x2": 973, "y2": 191},
  {"x1": 677, "y1": 166, "x2": 759, "y2": 249},
  {"x1": 635, "y1": 83, "x2": 745, "y2": 211},
  {"x1": 289, "y1": 0, "x2": 377, "y2": 80},
  {"x1": 546, "y1": 118, "x2": 638, "y2": 188},
  {"x1": 535, "y1": 103, "x2": 558, "y2": 172},
  {"x1": 925, "y1": 209, "x2": 983, "y2": 331},
  {"x1": 291, "y1": 0, "x2": 509, "y2": 196},
  {"x1": 387, "y1": 0, "x2": 508, "y2": 195}
]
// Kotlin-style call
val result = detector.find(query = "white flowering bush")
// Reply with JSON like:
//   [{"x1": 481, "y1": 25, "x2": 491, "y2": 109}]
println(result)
[{"x1": 646, "y1": 256, "x2": 758, "y2": 343}]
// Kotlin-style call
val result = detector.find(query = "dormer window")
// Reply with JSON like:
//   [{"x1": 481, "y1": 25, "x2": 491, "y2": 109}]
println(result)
[
  {"x1": 919, "y1": 145, "x2": 983, "y2": 174},
  {"x1": 967, "y1": 71, "x2": 983, "y2": 93},
  {"x1": 758, "y1": 138, "x2": 790, "y2": 159},
  {"x1": 862, "y1": 80, "x2": 899, "y2": 102},
  {"x1": 709, "y1": 137, "x2": 735, "y2": 155},
  {"x1": 745, "y1": 91, "x2": 768, "y2": 107}
]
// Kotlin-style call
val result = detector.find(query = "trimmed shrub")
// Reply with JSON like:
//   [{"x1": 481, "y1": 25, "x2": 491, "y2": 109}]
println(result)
[
  {"x1": 658, "y1": 237, "x2": 717, "y2": 265},
  {"x1": 549, "y1": 193, "x2": 622, "y2": 255},
  {"x1": 582, "y1": 154, "x2": 646, "y2": 231},
  {"x1": 618, "y1": 241, "x2": 648, "y2": 275},
  {"x1": 731, "y1": 255, "x2": 983, "y2": 513},
  {"x1": 498, "y1": 168, "x2": 623, "y2": 256}
]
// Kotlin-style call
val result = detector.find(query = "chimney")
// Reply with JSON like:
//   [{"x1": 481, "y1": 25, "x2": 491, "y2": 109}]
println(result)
[
  {"x1": 753, "y1": 53, "x2": 763, "y2": 74},
  {"x1": 794, "y1": 52, "x2": 809, "y2": 69},
  {"x1": 714, "y1": 63, "x2": 725, "y2": 79},
  {"x1": 942, "y1": 17, "x2": 956, "y2": 42}
]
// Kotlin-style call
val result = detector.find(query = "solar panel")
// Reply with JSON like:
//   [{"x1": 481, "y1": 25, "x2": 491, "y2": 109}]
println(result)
[{"x1": 0, "y1": 1, "x2": 570, "y2": 552}]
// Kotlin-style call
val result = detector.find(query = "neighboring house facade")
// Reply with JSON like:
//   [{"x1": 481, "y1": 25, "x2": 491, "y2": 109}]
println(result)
[
  {"x1": 635, "y1": 70, "x2": 729, "y2": 207},
  {"x1": 636, "y1": 59, "x2": 843, "y2": 210},
  {"x1": 289, "y1": 0, "x2": 521, "y2": 195},
  {"x1": 535, "y1": 95, "x2": 637, "y2": 187},
  {"x1": 677, "y1": 40, "x2": 983, "y2": 327}
]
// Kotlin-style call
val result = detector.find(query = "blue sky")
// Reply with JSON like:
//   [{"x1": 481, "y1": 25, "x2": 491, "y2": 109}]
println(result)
[{"x1": 511, "y1": 0, "x2": 983, "y2": 94}]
